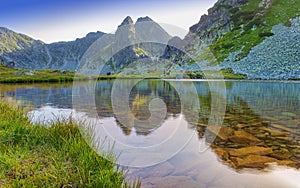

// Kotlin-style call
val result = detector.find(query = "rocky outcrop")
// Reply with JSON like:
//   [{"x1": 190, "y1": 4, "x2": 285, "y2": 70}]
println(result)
[
  {"x1": 160, "y1": 0, "x2": 250, "y2": 73},
  {"x1": 184, "y1": 0, "x2": 248, "y2": 51},
  {"x1": 162, "y1": 36, "x2": 186, "y2": 60},
  {"x1": 102, "y1": 16, "x2": 172, "y2": 74}
]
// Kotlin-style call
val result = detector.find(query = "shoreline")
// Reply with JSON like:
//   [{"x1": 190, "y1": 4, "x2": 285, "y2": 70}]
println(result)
[{"x1": 1, "y1": 66, "x2": 299, "y2": 84}]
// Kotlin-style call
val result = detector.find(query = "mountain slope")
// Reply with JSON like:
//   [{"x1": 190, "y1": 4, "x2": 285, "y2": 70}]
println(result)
[{"x1": 177, "y1": 0, "x2": 300, "y2": 79}]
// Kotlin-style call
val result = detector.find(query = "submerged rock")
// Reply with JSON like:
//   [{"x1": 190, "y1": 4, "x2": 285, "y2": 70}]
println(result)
[
  {"x1": 233, "y1": 155, "x2": 278, "y2": 168},
  {"x1": 229, "y1": 130, "x2": 261, "y2": 144},
  {"x1": 206, "y1": 126, "x2": 234, "y2": 140},
  {"x1": 229, "y1": 146, "x2": 273, "y2": 157},
  {"x1": 261, "y1": 127, "x2": 289, "y2": 136},
  {"x1": 271, "y1": 123, "x2": 300, "y2": 135}
]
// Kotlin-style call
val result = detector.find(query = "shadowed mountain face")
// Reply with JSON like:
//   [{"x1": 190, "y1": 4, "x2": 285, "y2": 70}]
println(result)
[{"x1": 0, "y1": 16, "x2": 171, "y2": 73}]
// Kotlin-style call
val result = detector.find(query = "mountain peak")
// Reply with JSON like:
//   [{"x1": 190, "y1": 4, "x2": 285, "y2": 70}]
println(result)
[
  {"x1": 136, "y1": 16, "x2": 153, "y2": 23},
  {"x1": 119, "y1": 16, "x2": 134, "y2": 27},
  {"x1": 0, "y1": 27, "x2": 12, "y2": 33}
]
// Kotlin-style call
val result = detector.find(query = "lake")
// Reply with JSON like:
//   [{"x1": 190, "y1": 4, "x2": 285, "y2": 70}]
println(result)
[{"x1": 1, "y1": 79, "x2": 300, "y2": 187}]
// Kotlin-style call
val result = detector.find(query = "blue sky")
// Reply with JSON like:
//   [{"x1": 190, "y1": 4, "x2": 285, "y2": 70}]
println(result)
[{"x1": 0, "y1": 0, "x2": 217, "y2": 43}]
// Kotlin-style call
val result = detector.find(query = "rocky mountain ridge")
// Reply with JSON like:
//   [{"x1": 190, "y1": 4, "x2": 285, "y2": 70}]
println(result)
[
  {"x1": 0, "y1": 27, "x2": 105, "y2": 70},
  {"x1": 0, "y1": 16, "x2": 171, "y2": 72}
]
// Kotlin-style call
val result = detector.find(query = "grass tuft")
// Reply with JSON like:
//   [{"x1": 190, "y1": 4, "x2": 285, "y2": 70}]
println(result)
[{"x1": 0, "y1": 101, "x2": 139, "y2": 187}]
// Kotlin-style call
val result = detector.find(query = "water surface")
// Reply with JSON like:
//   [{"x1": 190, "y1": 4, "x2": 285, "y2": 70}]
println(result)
[{"x1": 1, "y1": 80, "x2": 299, "y2": 187}]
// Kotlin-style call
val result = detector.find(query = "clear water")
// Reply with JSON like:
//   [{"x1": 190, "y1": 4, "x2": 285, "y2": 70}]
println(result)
[{"x1": 1, "y1": 80, "x2": 299, "y2": 187}]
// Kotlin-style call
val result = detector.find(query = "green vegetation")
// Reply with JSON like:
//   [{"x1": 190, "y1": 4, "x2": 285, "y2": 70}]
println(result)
[
  {"x1": 0, "y1": 101, "x2": 139, "y2": 187},
  {"x1": 210, "y1": 0, "x2": 300, "y2": 63},
  {"x1": 221, "y1": 68, "x2": 247, "y2": 79},
  {"x1": 0, "y1": 66, "x2": 88, "y2": 83},
  {"x1": 133, "y1": 47, "x2": 149, "y2": 57},
  {"x1": 186, "y1": 68, "x2": 247, "y2": 79},
  {"x1": 0, "y1": 64, "x2": 247, "y2": 82},
  {"x1": 0, "y1": 29, "x2": 34, "y2": 56}
]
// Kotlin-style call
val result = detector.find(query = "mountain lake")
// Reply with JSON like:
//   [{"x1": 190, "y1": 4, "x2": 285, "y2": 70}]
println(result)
[{"x1": 1, "y1": 79, "x2": 299, "y2": 187}]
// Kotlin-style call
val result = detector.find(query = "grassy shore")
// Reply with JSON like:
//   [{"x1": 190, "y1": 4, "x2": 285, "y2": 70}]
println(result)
[
  {"x1": 0, "y1": 65, "x2": 247, "y2": 84},
  {"x1": 0, "y1": 66, "x2": 88, "y2": 83},
  {"x1": 96, "y1": 69, "x2": 247, "y2": 80},
  {"x1": 0, "y1": 101, "x2": 139, "y2": 187}
]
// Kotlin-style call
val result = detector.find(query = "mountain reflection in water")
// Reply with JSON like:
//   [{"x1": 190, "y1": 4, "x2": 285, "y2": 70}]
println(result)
[{"x1": 1, "y1": 80, "x2": 299, "y2": 176}]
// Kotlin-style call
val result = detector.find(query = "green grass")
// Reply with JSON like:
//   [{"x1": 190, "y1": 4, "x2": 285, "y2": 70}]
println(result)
[
  {"x1": 0, "y1": 101, "x2": 140, "y2": 187},
  {"x1": 210, "y1": 0, "x2": 300, "y2": 63},
  {"x1": 221, "y1": 68, "x2": 247, "y2": 79},
  {"x1": 0, "y1": 66, "x2": 88, "y2": 83},
  {"x1": 186, "y1": 69, "x2": 247, "y2": 79}
]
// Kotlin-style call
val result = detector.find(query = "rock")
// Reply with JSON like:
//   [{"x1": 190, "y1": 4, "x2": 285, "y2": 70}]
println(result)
[
  {"x1": 276, "y1": 136, "x2": 295, "y2": 142},
  {"x1": 261, "y1": 121, "x2": 271, "y2": 126},
  {"x1": 277, "y1": 160, "x2": 298, "y2": 168},
  {"x1": 213, "y1": 147, "x2": 230, "y2": 160},
  {"x1": 206, "y1": 126, "x2": 234, "y2": 140},
  {"x1": 261, "y1": 127, "x2": 289, "y2": 136},
  {"x1": 236, "y1": 124, "x2": 250, "y2": 129},
  {"x1": 276, "y1": 120, "x2": 300, "y2": 128},
  {"x1": 270, "y1": 149, "x2": 293, "y2": 160},
  {"x1": 270, "y1": 123, "x2": 300, "y2": 135},
  {"x1": 229, "y1": 130, "x2": 261, "y2": 144},
  {"x1": 233, "y1": 155, "x2": 278, "y2": 168},
  {"x1": 229, "y1": 146, "x2": 273, "y2": 157}
]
